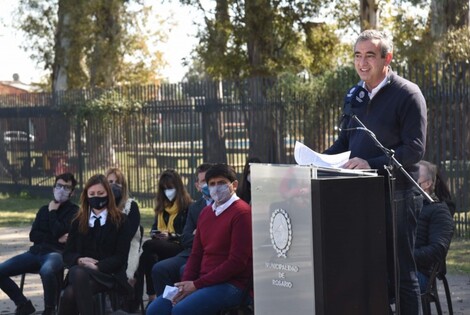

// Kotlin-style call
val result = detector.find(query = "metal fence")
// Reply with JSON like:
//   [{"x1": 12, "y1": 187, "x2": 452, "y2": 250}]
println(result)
[{"x1": 0, "y1": 63, "x2": 469, "y2": 237}]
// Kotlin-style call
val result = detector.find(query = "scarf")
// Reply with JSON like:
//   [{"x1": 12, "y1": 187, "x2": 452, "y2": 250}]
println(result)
[{"x1": 157, "y1": 202, "x2": 179, "y2": 233}]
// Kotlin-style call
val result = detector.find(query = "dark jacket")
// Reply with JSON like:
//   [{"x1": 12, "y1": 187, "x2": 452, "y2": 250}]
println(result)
[
  {"x1": 150, "y1": 207, "x2": 188, "y2": 241},
  {"x1": 29, "y1": 200, "x2": 79, "y2": 255},
  {"x1": 414, "y1": 200, "x2": 454, "y2": 276},
  {"x1": 324, "y1": 71, "x2": 427, "y2": 189},
  {"x1": 63, "y1": 216, "x2": 132, "y2": 280},
  {"x1": 179, "y1": 197, "x2": 210, "y2": 255}
]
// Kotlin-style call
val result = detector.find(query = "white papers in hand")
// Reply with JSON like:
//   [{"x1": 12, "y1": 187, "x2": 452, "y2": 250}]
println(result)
[
  {"x1": 163, "y1": 285, "x2": 179, "y2": 300},
  {"x1": 294, "y1": 141, "x2": 350, "y2": 168}
]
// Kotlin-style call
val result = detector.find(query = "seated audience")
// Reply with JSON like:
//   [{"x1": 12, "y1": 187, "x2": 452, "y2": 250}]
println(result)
[
  {"x1": 146, "y1": 163, "x2": 253, "y2": 315},
  {"x1": 57, "y1": 174, "x2": 132, "y2": 315},
  {"x1": 0, "y1": 173, "x2": 78, "y2": 315},
  {"x1": 151, "y1": 163, "x2": 213, "y2": 297},
  {"x1": 415, "y1": 160, "x2": 455, "y2": 293},
  {"x1": 106, "y1": 167, "x2": 142, "y2": 311},
  {"x1": 138, "y1": 169, "x2": 192, "y2": 305}
]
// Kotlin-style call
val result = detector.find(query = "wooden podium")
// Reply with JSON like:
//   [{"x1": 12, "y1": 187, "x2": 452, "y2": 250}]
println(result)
[{"x1": 250, "y1": 164, "x2": 389, "y2": 315}]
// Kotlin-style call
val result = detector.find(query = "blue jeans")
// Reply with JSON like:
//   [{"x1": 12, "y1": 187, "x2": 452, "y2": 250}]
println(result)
[
  {"x1": 146, "y1": 283, "x2": 246, "y2": 315},
  {"x1": 417, "y1": 271, "x2": 428, "y2": 294},
  {"x1": 0, "y1": 251, "x2": 63, "y2": 307},
  {"x1": 386, "y1": 189, "x2": 423, "y2": 315}
]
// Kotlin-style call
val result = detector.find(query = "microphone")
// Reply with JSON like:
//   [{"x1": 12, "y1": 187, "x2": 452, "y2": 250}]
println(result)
[
  {"x1": 339, "y1": 85, "x2": 370, "y2": 131},
  {"x1": 344, "y1": 85, "x2": 369, "y2": 117}
]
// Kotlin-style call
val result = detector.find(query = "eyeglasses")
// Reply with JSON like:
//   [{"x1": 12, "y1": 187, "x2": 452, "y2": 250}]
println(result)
[{"x1": 55, "y1": 183, "x2": 73, "y2": 191}]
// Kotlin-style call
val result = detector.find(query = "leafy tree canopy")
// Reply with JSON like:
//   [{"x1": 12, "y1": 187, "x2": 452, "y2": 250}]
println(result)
[{"x1": 15, "y1": 0, "x2": 169, "y2": 89}]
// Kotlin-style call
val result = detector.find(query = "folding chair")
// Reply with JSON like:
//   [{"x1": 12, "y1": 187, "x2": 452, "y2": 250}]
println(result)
[
  {"x1": 19, "y1": 268, "x2": 65, "y2": 311},
  {"x1": 420, "y1": 260, "x2": 453, "y2": 315}
]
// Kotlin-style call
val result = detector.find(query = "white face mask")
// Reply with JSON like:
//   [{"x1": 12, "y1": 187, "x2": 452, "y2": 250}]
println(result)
[
  {"x1": 209, "y1": 183, "x2": 232, "y2": 204},
  {"x1": 164, "y1": 188, "x2": 177, "y2": 201},
  {"x1": 53, "y1": 187, "x2": 70, "y2": 203}
]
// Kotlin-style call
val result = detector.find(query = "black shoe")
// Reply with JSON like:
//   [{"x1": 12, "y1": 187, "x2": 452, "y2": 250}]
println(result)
[
  {"x1": 15, "y1": 300, "x2": 36, "y2": 315},
  {"x1": 42, "y1": 306, "x2": 56, "y2": 315}
]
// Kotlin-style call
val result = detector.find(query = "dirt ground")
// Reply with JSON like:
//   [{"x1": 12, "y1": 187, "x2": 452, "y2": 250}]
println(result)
[{"x1": 0, "y1": 226, "x2": 469, "y2": 314}]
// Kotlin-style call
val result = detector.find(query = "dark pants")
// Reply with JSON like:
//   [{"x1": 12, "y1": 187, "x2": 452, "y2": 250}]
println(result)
[
  {"x1": 0, "y1": 251, "x2": 63, "y2": 308},
  {"x1": 386, "y1": 188, "x2": 423, "y2": 315},
  {"x1": 57, "y1": 266, "x2": 109, "y2": 315},
  {"x1": 151, "y1": 253, "x2": 188, "y2": 296},
  {"x1": 138, "y1": 238, "x2": 183, "y2": 296}
]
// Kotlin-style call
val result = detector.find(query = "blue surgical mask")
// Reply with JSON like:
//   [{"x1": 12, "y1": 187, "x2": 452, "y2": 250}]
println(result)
[{"x1": 201, "y1": 183, "x2": 210, "y2": 198}]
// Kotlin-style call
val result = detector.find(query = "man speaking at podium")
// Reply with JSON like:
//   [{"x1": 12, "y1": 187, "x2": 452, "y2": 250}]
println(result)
[{"x1": 324, "y1": 30, "x2": 427, "y2": 314}]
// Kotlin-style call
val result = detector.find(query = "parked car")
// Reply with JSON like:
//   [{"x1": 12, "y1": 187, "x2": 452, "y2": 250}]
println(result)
[{"x1": 3, "y1": 130, "x2": 35, "y2": 144}]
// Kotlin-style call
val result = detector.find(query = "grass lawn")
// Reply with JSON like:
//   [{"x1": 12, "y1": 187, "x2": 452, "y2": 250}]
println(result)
[
  {"x1": 0, "y1": 193, "x2": 155, "y2": 233},
  {"x1": 1, "y1": 193, "x2": 469, "y2": 275}
]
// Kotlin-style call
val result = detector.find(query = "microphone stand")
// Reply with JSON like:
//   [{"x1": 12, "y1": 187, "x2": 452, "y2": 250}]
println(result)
[{"x1": 350, "y1": 115, "x2": 432, "y2": 315}]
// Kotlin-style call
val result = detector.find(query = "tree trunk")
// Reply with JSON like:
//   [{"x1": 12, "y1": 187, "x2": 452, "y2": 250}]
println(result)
[
  {"x1": 360, "y1": 0, "x2": 379, "y2": 31},
  {"x1": 89, "y1": 0, "x2": 122, "y2": 88},
  {"x1": 202, "y1": 80, "x2": 227, "y2": 164},
  {"x1": 52, "y1": 1, "x2": 71, "y2": 92},
  {"x1": 244, "y1": 0, "x2": 281, "y2": 163}
]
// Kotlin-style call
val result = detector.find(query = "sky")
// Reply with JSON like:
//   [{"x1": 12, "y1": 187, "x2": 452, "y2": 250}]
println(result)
[{"x1": 0, "y1": 0, "x2": 199, "y2": 84}]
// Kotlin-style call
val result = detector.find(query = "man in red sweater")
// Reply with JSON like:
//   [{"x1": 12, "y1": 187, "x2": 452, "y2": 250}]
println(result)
[{"x1": 146, "y1": 163, "x2": 252, "y2": 315}]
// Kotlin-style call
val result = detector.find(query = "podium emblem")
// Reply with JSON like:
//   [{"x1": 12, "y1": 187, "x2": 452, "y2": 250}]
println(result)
[{"x1": 270, "y1": 208, "x2": 292, "y2": 258}]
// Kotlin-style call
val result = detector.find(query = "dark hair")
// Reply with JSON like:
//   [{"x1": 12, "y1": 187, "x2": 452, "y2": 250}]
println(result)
[
  {"x1": 205, "y1": 163, "x2": 238, "y2": 183},
  {"x1": 238, "y1": 157, "x2": 261, "y2": 203},
  {"x1": 196, "y1": 163, "x2": 213, "y2": 177},
  {"x1": 155, "y1": 169, "x2": 192, "y2": 214},
  {"x1": 55, "y1": 172, "x2": 77, "y2": 190},
  {"x1": 76, "y1": 174, "x2": 122, "y2": 233},
  {"x1": 434, "y1": 170, "x2": 456, "y2": 216}
]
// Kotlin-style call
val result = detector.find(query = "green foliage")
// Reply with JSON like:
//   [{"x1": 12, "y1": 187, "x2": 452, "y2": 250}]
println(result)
[
  {"x1": 438, "y1": 28, "x2": 470, "y2": 63},
  {"x1": 15, "y1": 0, "x2": 166, "y2": 88},
  {"x1": 59, "y1": 89, "x2": 143, "y2": 124},
  {"x1": 185, "y1": 0, "x2": 345, "y2": 80}
]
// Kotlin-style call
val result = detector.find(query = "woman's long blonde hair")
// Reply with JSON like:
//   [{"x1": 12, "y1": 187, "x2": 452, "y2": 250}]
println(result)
[{"x1": 105, "y1": 167, "x2": 130, "y2": 211}]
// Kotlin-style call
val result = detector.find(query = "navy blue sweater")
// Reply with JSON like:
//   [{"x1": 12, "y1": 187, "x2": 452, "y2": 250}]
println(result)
[{"x1": 325, "y1": 71, "x2": 427, "y2": 188}]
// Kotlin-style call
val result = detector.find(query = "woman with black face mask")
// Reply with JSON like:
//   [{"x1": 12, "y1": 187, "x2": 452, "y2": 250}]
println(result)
[
  {"x1": 58, "y1": 174, "x2": 133, "y2": 315},
  {"x1": 106, "y1": 167, "x2": 142, "y2": 312}
]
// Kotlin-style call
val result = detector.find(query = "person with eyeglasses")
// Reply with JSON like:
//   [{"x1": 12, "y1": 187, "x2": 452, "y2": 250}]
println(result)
[
  {"x1": 146, "y1": 163, "x2": 253, "y2": 315},
  {"x1": 0, "y1": 173, "x2": 79, "y2": 315}
]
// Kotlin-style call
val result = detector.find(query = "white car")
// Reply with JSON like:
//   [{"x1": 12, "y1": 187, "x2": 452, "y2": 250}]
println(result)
[{"x1": 3, "y1": 131, "x2": 35, "y2": 144}]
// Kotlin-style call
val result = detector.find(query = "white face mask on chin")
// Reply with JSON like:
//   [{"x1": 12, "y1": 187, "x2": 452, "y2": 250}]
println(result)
[{"x1": 164, "y1": 188, "x2": 177, "y2": 201}]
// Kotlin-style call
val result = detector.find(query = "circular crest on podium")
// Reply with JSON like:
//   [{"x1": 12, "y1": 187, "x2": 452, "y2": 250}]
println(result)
[{"x1": 270, "y1": 208, "x2": 292, "y2": 258}]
